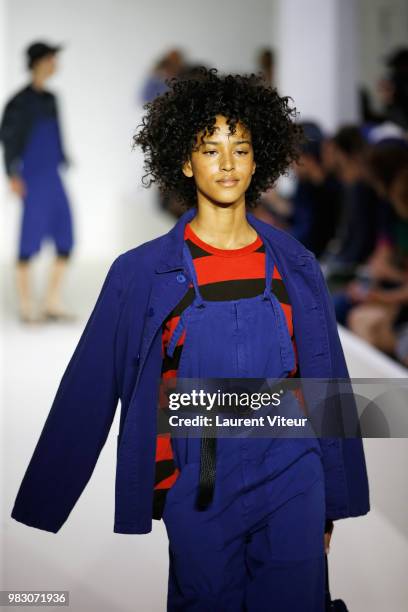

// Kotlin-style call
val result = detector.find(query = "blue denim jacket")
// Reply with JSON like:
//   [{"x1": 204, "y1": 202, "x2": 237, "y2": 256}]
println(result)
[{"x1": 11, "y1": 207, "x2": 370, "y2": 534}]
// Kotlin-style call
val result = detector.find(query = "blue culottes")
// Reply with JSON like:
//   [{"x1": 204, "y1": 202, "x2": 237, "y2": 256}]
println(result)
[{"x1": 18, "y1": 117, "x2": 73, "y2": 259}]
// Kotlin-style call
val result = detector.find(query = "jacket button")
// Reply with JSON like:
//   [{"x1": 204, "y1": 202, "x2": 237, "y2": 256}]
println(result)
[
  {"x1": 148, "y1": 307, "x2": 155, "y2": 317},
  {"x1": 176, "y1": 273, "x2": 186, "y2": 283}
]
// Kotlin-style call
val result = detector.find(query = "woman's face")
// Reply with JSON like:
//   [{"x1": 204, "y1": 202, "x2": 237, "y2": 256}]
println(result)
[{"x1": 182, "y1": 114, "x2": 256, "y2": 206}]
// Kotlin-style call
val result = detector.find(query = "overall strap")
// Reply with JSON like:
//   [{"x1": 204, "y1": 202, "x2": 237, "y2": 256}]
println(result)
[
  {"x1": 182, "y1": 244, "x2": 216, "y2": 511},
  {"x1": 262, "y1": 244, "x2": 295, "y2": 372},
  {"x1": 262, "y1": 243, "x2": 275, "y2": 299},
  {"x1": 182, "y1": 242, "x2": 205, "y2": 308},
  {"x1": 166, "y1": 242, "x2": 204, "y2": 358}
]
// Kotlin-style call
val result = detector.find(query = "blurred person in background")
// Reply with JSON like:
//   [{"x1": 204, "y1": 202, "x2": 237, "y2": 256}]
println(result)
[
  {"x1": 252, "y1": 178, "x2": 294, "y2": 228},
  {"x1": 344, "y1": 141, "x2": 408, "y2": 365},
  {"x1": 140, "y1": 51, "x2": 215, "y2": 220},
  {"x1": 140, "y1": 47, "x2": 188, "y2": 218},
  {"x1": 359, "y1": 85, "x2": 386, "y2": 126},
  {"x1": 359, "y1": 46, "x2": 408, "y2": 130},
  {"x1": 140, "y1": 47, "x2": 186, "y2": 104},
  {"x1": 377, "y1": 48, "x2": 408, "y2": 131},
  {"x1": 320, "y1": 125, "x2": 379, "y2": 289},
  {"x1": 251, "y1": 105, "x2": 294, "y2": 228},
  {"x1": 256, "y1": 47, "x2": 275, "y2": 87},
  {"x1": 0, "y1": 41, "x2": 74, "y2": 323},
  {"x1": 288, "y1": 121, "x2": 342, "y2": 258},
  {"x1": 253, "y1": 123, "x2": 356, "y2": 261},
  {"x1": 252, "y1": 50, "x2": 295, "y2": 230}
]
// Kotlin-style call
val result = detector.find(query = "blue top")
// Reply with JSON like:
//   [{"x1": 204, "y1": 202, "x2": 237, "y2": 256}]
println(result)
[{"x1": 0, "y1": 84, "x2": 67, "y2": 177}]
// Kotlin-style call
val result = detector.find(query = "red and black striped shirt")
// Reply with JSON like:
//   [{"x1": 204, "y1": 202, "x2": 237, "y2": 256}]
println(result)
[{"x1": 152, "y1": 222, "x2": 300, "y2": 518}]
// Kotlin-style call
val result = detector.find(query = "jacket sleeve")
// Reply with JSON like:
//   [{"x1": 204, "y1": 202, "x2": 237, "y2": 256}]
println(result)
[
  {"x1": 313, "y1": 257, "x2": 371, "y2": 520},
  {"x1": 0, "y1": 96, "x2": 27, "y2": 177},
  {"x1": 11, "y1": 256, "x2": 125, "y2": 533}
]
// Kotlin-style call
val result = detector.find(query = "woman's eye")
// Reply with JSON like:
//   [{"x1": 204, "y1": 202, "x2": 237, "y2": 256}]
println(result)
[{"x1": 203, "y1": 150, "x2": 249, "y2": 156}]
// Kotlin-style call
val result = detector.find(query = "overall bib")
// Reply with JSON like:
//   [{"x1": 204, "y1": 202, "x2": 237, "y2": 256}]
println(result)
[
  {"x1": 162, "y1": 240, "x2": 326, "y2": 612},
  {"x1": 19, "y1": 111, "x2": 73, "y2": 259}
]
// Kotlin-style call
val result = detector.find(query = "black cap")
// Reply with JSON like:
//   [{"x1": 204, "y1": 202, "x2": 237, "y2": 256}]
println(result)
[{"x1": 26, "y1": 41, "x2": 63, "y2": 69}]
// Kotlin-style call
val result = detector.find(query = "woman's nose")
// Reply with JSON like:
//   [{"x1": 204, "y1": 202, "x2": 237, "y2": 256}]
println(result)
[{"x1": 220, "y1": 152, "x2": 235, "y2": 171}]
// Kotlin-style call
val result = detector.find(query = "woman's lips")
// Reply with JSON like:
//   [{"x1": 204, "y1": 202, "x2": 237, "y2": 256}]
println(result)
[{"x1": 217, "y1": 179, "x2": 239, "y2": 187}]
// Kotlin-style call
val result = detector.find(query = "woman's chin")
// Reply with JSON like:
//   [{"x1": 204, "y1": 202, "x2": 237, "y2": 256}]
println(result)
[{"x1": 204, "y1": 191, "x2": 246, "y2": 207}]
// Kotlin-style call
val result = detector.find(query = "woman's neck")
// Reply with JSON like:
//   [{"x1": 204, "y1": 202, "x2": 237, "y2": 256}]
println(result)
[{"x1": 188, "y1": 202, "x2": 258, "y2": 250}]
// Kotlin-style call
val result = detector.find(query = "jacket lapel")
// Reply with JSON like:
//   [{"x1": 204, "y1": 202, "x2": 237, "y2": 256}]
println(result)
[
  {"x1": 136, "y1": 273, "x2": 189, "y2": 389},
  {"x1": 134, "y1": 208, "x2": 197, "y2": 389}
]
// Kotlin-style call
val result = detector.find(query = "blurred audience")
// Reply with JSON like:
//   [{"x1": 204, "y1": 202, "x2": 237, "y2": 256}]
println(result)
[
  {"x1": 143, "y1": 45, "x2": 408, "y2": 367},
  {"x1": 378, "y1": 47, "x2": 408, "y2": 131},
  {"x1": 339, "y1": 141, "x2": 408, "y2": 365},
  {"x1": 288, "y1": 122, "x2": 342, "y2": 258},
  {"x1": 253, "y1": 112, "x2": 407, "y2": 366},
  {"x1": 140, "y1": 48, "x2": 186, "y2": 104},
  {"x1": 320, "y1": 126, "x2": 380, "y2": 286},
  {"x1": 140, "y1": 48, "x2": 187, "y2": 217}
]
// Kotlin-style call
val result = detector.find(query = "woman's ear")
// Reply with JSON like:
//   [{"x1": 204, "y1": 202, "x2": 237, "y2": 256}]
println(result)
[
  {"x1": 182, "y1": 158, "x2": 193, "y2": 178},
  {"x1": 252, "y1": 161, "x2": 256, "y2": 175}
]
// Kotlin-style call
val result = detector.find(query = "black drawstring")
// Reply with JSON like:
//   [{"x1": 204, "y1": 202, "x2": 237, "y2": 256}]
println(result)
[
  {"x1": 195, "y1": 435, "x2": 217, "y2": 510},
  {"x1": 193, "y1": 380, "x2": 284, "y2": 511}
]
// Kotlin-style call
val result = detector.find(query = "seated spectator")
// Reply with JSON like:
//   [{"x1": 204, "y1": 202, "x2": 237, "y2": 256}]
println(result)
[
  {"x1": 252, "y1": 172, "x2": 295, "y2": 229},
  {"x1": 378, "y1": 48, "x2": 408, "y2": 131},
  {"x1": 289, "y1": 122, "x2": 342, "y2": 258},
  {"x1": 254, "y1": 122, "x2": 343, "y2": 253},
  {"x1": 321, "y1": 126, "x2": 380, "y2": 290},
  {"x1": 336, "y1": 141, "x2": 408, "y2": 365}
]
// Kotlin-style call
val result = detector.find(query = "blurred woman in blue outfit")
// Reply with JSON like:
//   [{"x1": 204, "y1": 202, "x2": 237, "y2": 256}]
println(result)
[{"x1": 0, "y1": 41, "x2": 74, "y2": 323}]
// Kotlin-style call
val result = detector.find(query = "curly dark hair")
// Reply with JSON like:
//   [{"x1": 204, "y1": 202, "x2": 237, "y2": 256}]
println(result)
[{"x1": 133, "y1": 66, "x2": 304, "y2": 209}]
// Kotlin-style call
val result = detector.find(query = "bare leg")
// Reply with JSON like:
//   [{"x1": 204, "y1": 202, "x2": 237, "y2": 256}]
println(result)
[
  {"x1": 42, "y1": 255, "x2": 75, "y2": 320},
  {"x1": 15, "y1": 260, "x2": 36, "y2": 322}
]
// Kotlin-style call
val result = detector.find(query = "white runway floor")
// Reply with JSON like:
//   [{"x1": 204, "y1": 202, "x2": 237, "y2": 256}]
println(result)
[{"x1": 2, "y1": 259, "x2": 408, "y2": 611}]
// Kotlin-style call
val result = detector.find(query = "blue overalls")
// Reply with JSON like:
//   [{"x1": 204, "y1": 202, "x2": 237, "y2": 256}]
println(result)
[
  {"x1": 163, "y1": 241, "x2": 326, "y2": 611},
  {"x1": 19, "y1": 106, "x2": 73, "y2": 259}
]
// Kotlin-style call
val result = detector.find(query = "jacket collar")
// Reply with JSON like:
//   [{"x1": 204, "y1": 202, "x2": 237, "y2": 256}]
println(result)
[{"x1": 155, "y1": 206, "x2": 312, "y2": 273}]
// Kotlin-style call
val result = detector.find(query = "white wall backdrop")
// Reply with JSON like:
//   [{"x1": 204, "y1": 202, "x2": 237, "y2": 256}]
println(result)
[{"x1": 274, "y1": 0, "x2": 360, "y2": 133}]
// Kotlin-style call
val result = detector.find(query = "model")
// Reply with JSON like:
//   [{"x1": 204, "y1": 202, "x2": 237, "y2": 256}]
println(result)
[
  {"x1": 11, "y1": 67, "x2": 370, "y2": 612},
  {"x1": 0, "y1": 41, "x2": 74, "y2": 322}
]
